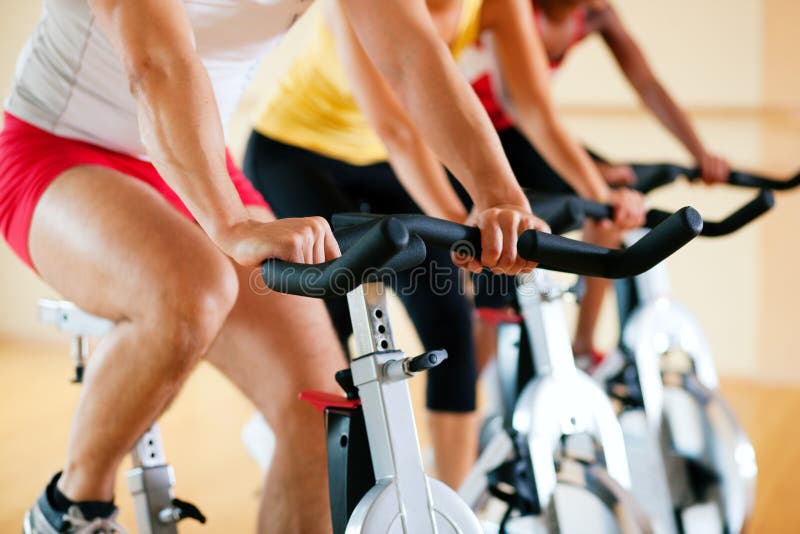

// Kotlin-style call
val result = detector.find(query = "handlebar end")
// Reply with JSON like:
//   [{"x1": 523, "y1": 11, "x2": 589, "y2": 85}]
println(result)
[
  {"x1": 761, "y1": 188, "x2": 776, "y2": 209},
  {"x1": 680, "y1": 206, "x2": 704, "y2": 236}
]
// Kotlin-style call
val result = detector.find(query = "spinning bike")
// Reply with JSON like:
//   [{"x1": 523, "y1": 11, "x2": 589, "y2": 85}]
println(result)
[
  {"x1": 459, "y1": 199, "x2": 702, "y2": 534},
  {"x1": 37, "y1": 300, "x2": 207, "y2": 534},
  {"x1": 596, "y1": 164, "x2": 789, "y2": 534},
  {"x1": 259, "y1": 210, "x2": 703, "y2": 534}
]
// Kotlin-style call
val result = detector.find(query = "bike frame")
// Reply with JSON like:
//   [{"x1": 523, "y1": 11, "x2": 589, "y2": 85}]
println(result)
[
  {"x1": 608, "y1": 230, "x2": 758, "y2": 534},
  {"x1": 342, "y1": 282, "x2": 481, "y2": 533}
]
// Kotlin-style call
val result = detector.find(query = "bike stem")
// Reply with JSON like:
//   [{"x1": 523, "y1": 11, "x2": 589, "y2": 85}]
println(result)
[{"x1": 346, "y1": 282, "x2": 438, "y2": 532}]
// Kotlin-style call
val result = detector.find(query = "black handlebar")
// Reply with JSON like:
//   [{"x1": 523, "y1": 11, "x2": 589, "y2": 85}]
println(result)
[
  {"x1": 630, "y1": 163, "x2": 800, "y2": 193},
  {"x1": 517, "y1": 207, "x2": 703, "y2": 278},
  {"x1": 261, "y1": 208, "x2": 702, "y2": 297},
  {"x1": 645, "y1": 189, "x2": 774, "y2": 237},
  {"x1": 261, "y1": 217, "x2": 410, "y2": 298},
  {"x1": 586, "y1": 191, "x2": 771, "y2": 238},
  {"x1": 529, "y1": 184, "x2": 773, "y2": 238},
  {"x1": 526, "y1": 195, "x2": 585, "y2": 234}
]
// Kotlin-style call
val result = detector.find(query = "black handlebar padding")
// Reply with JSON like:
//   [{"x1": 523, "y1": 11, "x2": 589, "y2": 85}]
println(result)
[
  {"x1": 727, "y1": 170, "x2": 800, "y2": 190},
  {"x1": 518, "y1": 207, "x2": 702, "y2": 278},
  {"x1": 577, "y1": 199, "x2": 616, "y2": 221},
  {"x1": 331, "y1": 212, "x2": 383, "y2": 232},
  {"x1": 692, "y1": 189, "x2": 774, "y2": 236},
  {"x1": 334, "y1": 212, "x2": 483, "y2": 257},
  {"x1": 645, "y1": 189, "x2": 774, "y2": 237},
  {"x1": 630, "y1": 163, "x2": 690, "y2": 193},
  {"x1": 335, "y1": 221, "x2": 429, "y2": 272},
  {"x1": 525, "y1": 192, "x2": 585, "y2": 234},
  {"x1": 261, "y1": 217, "x2": 409, "y2": 298},
  {"x1": 629, "y1": 162, "x2": 800, "y2": 192}
]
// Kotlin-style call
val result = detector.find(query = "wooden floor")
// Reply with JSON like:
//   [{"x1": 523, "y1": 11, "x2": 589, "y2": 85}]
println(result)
[{"x1": 0, "y1": 341, "x2": 798, "y2": 533}]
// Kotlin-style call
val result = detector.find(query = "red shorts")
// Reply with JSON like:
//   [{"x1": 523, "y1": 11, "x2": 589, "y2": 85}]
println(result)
[{"x1": 0, "y1": 112, "x2": 268, "y2": 270}]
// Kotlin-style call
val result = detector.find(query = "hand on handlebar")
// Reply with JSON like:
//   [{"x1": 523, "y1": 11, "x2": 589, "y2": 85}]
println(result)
[
  {"x1": 606, "y1": 188, "x2": 647, "y2": 230},
  {"x1": 597, "y1": 162, "x2": 637, "y2": 187},
  {"x1": 217, "y1": 217, "x2": 342, "y2": 267},
  {"x1": 456, "y1": 205, "x2": 550, "y2": 275},
  {"x1": 697, "y1": 151, "x2": 731, "y2": 184}
]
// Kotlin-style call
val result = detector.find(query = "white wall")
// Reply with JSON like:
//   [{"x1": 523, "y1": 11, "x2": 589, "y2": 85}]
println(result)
[{"x1": 553, "y1": 0, "x2": 763, "y2": 108}]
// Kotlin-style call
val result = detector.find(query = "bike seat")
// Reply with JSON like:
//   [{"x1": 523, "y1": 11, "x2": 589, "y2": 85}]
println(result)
[
  {"x1": 300, "y1": 390, "x2": 362, "y2": 413},
  {"x1": 476, "y1": 307, "x2": 523, "y2": 325}
]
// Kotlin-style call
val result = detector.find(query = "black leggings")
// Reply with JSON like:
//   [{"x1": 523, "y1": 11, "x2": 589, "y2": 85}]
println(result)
[{"x1": 243, "y1": 132, "x2": 476, "y2": 413}]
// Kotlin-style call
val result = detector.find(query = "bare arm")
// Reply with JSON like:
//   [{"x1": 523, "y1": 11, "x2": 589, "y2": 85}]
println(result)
[
  {"x1": 482, "y1": 0, "x2": 609, "y2": 201},
  {"x1": 596, "y1": 3, "x2": 730, "y2": 181},
  {"x1": 338, "y1": 0, "x2": 529, "y2": 213},
  {"x1": 327, "y1": 2, "x2": 467, "y2": 223},
  {"x1": 336, "y1": 0, "x2": 553, "y2": 274},
  {"x1": 88, "y1": 0, "x2": 339, "y2": 265}
]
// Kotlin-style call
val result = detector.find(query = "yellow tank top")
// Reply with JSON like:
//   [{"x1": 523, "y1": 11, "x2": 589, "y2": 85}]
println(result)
[{"x1": 255, "y1": 0, "x2": 483, "y2": 166}]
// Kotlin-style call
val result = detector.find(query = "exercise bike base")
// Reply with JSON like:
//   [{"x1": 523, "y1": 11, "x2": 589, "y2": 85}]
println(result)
[{"x1": 347, "y1": 477, "x2": 483, "y2": 534}]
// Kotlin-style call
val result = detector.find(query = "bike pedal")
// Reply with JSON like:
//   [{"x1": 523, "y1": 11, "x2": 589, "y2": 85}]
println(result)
[{"x1": 160, "y1": 498, "x2": 206, "y2": 524}]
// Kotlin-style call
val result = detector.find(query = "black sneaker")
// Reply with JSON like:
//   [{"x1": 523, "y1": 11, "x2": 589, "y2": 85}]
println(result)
[{"x1": 23, "y1": 474, "x2": 126, "y2": 533}]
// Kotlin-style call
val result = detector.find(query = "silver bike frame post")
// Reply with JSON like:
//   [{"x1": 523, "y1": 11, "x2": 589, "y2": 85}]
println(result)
[
  {"x1": 517, "y1": 271, "x2": 579, "y2": 379},
  {"x1": 514, "y1": 271, "x2": 633, "y2": 501},
  {"x1": 126, "y1": 424, "x2": 179, "y2": 534},
  {"x1": 346, "y1": 282, "x2": 438, "y2": 531}
]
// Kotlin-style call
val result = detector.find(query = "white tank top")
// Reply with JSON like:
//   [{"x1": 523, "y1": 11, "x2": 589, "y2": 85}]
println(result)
[{"x1": 5, "y1": 0, "x2": 311, "y2": 157}]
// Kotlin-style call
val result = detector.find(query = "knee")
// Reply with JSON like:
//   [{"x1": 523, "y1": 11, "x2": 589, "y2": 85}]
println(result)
[{"x1": 145, "y1": 258, "x2": 239, "y2": 372}]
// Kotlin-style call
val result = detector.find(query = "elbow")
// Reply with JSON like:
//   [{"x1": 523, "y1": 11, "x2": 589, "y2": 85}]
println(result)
[
  {"x1": 375, "y1": 118, "x2": 417, "y2": 154},
  {"x1": 125, "y1": 51, "x2": 198, "y2": 100}
]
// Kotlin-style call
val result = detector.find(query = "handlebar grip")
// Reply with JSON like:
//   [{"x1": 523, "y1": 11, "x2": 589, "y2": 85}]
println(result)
[
  {"x1": 261, "y1": 217, "x2": 409, "y2": 298},
  {"x1": 526, "y1": 192, "x2": 585, "y2": 234},
  {"x1": 331, "y1": 212, "x2": 382, "y2": 231},
  {"x1": 727, "y1": 170, "x2": 800, "y2": 191},
  {"x1": 333, "y1": 212, "x2": 483, "y2": 259},
  {"x1": 631, "y1": 162, "x2": 800, "y2": 191},
  {"x1": 630, "y1": 163, "x2": 692, "y2": 194},
  {"x1": 576, "y1": 198, "x2": 615, "y2": 221},
  {"x1": 646, "y1": 189, "x2": 774, "y2": 237},
  {"x1": 517, "y1": 207, "x2": 702, "y2": 278}
]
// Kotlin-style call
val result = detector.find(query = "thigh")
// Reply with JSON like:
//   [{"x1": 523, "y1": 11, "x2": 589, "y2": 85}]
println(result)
[
  {"x1": 208, "y1": 259, "x2": 347, "y2": 425},
  {"x1": 28, "y1": 165, "x2": 234, "y2": 323}
]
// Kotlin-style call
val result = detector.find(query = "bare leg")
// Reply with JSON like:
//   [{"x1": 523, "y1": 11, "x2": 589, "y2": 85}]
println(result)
[
  {"x1": 474, "y1": 314, "x2": 498, "y2": 376},
  {"x1": 207, "y1": 213, "x2": 342, "y2": 533},
  {"x1": 28, "y1": 166, "x2": 239, "y2": 501},
  {"x1": 573, "y1": 221, "x2": 620, "y2": 355},
  {"x1": 427, "y1": 411, "x2": 479, "y2": 489}
]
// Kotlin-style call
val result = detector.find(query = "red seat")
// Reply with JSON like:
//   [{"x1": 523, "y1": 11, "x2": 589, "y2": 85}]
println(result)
[
  {"x1": 299, "y1": 390, "x2": 361, "y2": 413},
  {"x1": 475, "y1": 307, "x2": 523, "y2": 325}
]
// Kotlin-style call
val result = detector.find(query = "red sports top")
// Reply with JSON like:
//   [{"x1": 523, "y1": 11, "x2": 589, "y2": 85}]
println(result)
[{"x1": 469, "y1": 3, "x2": 587, "y2": 131}]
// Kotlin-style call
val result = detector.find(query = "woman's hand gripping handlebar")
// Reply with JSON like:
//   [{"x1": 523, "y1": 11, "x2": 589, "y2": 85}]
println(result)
[
  {"x1": 261, "y1": 208, "x2": 703, "y2": 297},
  {"x1": 630, "y1": 163, "x2": 800, "y2": 194},
  {"x1": 528, "y1": 188, "x2": 774, "y2": 238},
  {"x1": 517, "y1": 206, "x2": 703, "y2": 278}
]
